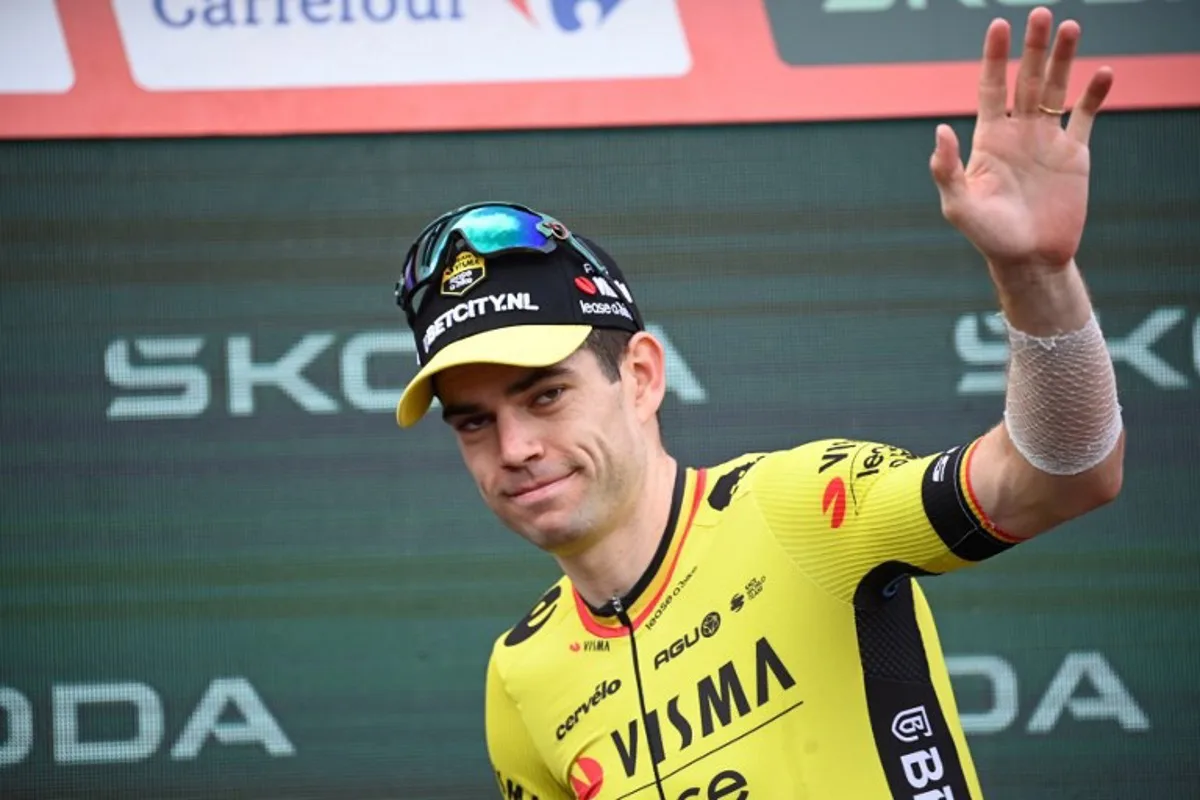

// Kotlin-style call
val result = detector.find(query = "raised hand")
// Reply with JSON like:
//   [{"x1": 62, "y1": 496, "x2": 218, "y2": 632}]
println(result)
[{"x1": 930, "y1": 7, "x2": 1114, "y2": 273}]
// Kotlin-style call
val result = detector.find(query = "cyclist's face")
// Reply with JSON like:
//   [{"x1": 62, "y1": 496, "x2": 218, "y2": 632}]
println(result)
[{"x1": 437, "y1": 340, "x2": 659, "y2": 552}]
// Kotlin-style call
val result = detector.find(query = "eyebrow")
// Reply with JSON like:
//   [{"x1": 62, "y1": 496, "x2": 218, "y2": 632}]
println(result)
[{"x1": 440, "y1": 365, "x2": 572, "y2": 423}]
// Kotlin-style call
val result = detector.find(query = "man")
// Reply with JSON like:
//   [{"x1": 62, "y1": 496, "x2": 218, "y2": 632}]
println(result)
[{"x1": 393, "y1": 7, "x2": 1124, "y2": 798}]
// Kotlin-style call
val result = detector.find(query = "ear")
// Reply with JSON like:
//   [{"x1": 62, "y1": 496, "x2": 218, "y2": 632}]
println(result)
[{"x1": 623, "y1": 331, "x2": 667, "y2": 425}]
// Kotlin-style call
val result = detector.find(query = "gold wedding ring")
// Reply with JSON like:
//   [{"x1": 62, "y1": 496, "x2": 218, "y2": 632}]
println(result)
[{"x1": 1037, "y1": 103, "x2": 1067, "y2": 116}]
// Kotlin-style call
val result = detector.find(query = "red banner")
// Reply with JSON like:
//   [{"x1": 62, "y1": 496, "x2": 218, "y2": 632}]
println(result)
[{"x1": 2, "y1": 0, "x2": 1198, "y2": 140}]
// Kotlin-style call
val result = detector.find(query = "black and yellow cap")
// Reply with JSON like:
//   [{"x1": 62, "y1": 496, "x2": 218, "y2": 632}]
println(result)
[{"x1": 397, "y1": 239, "x2": 643, "y2": 427}]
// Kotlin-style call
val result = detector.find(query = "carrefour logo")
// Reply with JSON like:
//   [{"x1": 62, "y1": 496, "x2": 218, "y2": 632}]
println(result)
[
  {"x1": 113, "y1": 0, "x2": 689, "y2": 90},
  {"x1": 508, "y1": 0, "x2": 626, "y2": 32}
]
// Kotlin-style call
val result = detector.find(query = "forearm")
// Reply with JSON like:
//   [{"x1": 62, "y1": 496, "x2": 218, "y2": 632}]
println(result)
[
  {"x1": 996, "y1": 258, "x2": 1121, "y2": 472},
  {"x1": 968, "y1": 258, "x2": 1124, "y2": 538}
]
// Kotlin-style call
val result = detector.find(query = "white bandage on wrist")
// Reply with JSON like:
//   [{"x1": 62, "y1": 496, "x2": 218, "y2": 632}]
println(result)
[{"x1": 1002, "y1": 312, "x2": 1123, "y2": 476}]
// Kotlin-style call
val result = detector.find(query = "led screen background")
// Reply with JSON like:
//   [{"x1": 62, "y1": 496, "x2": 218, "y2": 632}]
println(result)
[{"x1": 1, "y1": 110, "x2": 1198, "y2": 798}]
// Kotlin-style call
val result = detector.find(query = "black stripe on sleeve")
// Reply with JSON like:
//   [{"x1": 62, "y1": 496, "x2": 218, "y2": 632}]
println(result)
[
  {"x1": 921, "y1": 444, "x2": 1015, "y2": 563},
  {"x1": 854, "y1": 562, "x2": 973, "y2": 800}
]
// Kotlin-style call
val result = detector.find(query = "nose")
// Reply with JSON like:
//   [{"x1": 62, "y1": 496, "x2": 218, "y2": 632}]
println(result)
[{"x1": 495, "y1": 411, "x2": 544, "y2": 468}]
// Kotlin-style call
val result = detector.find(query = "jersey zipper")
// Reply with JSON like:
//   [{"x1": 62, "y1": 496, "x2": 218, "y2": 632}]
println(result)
[{"x1": 613, "y1": 594, "x2": 667, "y2": 800}]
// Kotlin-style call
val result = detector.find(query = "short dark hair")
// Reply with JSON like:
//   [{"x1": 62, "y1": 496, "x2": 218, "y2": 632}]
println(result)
[
  {"x1": 582, "y1": 328, "x2": 633, "y2": 382},
  {"x1": 582, "y1": 328, "x2": 662, "y2": 430}
]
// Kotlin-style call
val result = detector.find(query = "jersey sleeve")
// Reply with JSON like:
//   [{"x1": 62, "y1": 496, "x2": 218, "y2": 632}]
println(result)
[
  {"x1": 749, "y1": 437, "x2": 1020, "y2": 603},
  {"x1": 485, "y1": 647, "x2": 571, "y2": 800}
]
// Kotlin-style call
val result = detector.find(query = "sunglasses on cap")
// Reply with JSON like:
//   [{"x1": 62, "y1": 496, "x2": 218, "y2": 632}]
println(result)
[{"x1": 394, "y1": 202, "x2": 613, "y2": 327}]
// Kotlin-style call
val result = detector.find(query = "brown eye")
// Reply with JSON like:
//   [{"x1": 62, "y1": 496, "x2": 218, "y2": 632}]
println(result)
[
  {"x1": 456, "y1": 415, "x2": 490, "y2": 434},
  {"x1": 534, "y1": 387, "x2": 565, "y2": 407}
]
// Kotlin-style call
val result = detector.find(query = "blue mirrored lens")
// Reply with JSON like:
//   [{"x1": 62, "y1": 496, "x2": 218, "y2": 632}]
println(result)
[
  {"x1": 415, "y1": 206, "x2": 551, "y2": 283},
  {"x1": 454, "y1": 206, "x2": 548, "y2": 254}
]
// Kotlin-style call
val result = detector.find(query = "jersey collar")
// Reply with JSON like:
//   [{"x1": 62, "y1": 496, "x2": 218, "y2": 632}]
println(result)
[{"x1": 572, "y1": 465, "x2": 707, "y2": 637}]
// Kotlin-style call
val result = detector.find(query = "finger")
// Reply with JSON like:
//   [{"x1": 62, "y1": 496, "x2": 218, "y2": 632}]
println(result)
[
  {"x1": 1066, "y1": 67, "x2": 1114, "y2": 144},
  {"x1": 978, "y1": 18, "x2": 1010, "y2": 122},
  {"x1": 1014, "y1": 7, "x2": 1054, "y2": 116},
  {"x1": 930, "y1": 124, "x2": 967, "y2": 215},
  {"x1": 1040, "y1": 19, "x2": 1080, "y2": 114}
]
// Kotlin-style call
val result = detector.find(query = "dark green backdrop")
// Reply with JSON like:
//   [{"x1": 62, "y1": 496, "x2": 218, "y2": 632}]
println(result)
[{"x1": 2, "y1": 110, "x2": 1198, "y2": 799}]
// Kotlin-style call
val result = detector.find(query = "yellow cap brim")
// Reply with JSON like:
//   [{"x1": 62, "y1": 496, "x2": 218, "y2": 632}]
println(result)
[{"x1": 396, "y1": 324, "x2": 592, "y2": 428}]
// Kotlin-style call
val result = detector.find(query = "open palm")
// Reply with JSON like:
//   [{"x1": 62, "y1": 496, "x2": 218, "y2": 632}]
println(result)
[{"x1": 931, "y1": 8, "x2": 1114, "y2": 271}]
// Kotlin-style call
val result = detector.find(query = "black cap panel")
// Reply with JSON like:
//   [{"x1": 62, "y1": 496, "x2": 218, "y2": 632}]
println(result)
[{"x1": 412, "y1": 244, "x2": 643, "y2": 366}]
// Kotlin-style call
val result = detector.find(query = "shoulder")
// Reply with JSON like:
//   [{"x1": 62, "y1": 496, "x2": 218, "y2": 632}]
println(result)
[
  {"x1": 703, "y1": 439, "x2": 914, "y2": 498},
  {"x1": 701, "y1": 439, "x2": 924, "y2": 519},
  {"x1": 487, "y1": 574, "x2": 574, "y2": 685}
]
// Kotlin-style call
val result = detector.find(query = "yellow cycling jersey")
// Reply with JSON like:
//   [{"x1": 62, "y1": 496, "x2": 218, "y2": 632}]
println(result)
[{"x1": 486, "y1": 438, "x2": 1021, "y2": 800}]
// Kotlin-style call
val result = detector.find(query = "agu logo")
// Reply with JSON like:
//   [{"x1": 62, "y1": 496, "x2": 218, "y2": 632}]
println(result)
[
  {"x1": 508, "y1": 0, "x2": 627, "y2": 32},
  {"x1": 570, "y1": 757, "x2": 604, "y2": 799}
]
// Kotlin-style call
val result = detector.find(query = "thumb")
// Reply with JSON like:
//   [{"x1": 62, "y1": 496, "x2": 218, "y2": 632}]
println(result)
[{"x1": 929, "y1": 124, "x2": 966, "y2": 210}]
